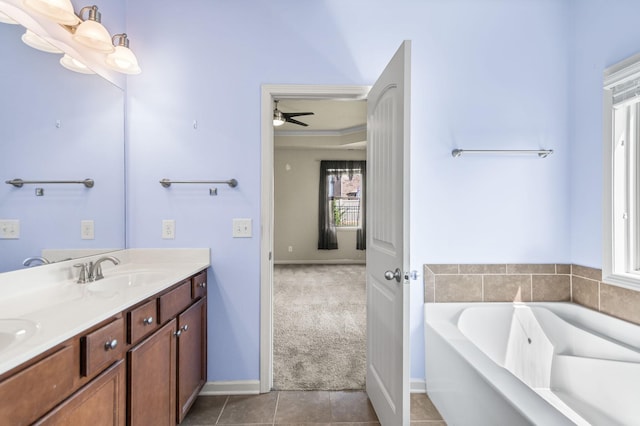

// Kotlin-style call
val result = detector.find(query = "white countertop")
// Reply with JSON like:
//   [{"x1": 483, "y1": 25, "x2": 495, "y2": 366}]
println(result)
[{"x1": 0, "y1": 248, "x2": 210, "y2": 376}]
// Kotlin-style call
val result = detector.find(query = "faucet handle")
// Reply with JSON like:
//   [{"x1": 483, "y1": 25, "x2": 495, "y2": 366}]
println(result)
[{"x1": 74, "y1": 263, "x2": 88, "y2": 284}]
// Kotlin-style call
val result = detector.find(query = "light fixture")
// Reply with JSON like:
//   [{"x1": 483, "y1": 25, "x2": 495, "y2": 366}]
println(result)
[
  {"x1": 72, "y1": 5, "x2": 114, "y2": 53},
  {"x1": 21, "y1": 29, "x2": 62, "y2": 53},
  {"x1": 22, "y1": 0, "x2": 79, "y2": 25},
  {"x1": 0, "y1": 10, "x2": 19, "y2": 24},
  {"x1": 60, "y1": 53, "x2": 95, "y2": 74},
  {"x1": 105, "y1": 33, "x2": 141, "y2": 74},
  {"x1": 273, "y1": 100, "x2": 286, "y2": 126}
]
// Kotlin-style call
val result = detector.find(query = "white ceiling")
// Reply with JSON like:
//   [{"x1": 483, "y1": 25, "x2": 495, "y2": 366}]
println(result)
[{"x1": 274, "y1": 99, "x2": 366, "y2": 132}]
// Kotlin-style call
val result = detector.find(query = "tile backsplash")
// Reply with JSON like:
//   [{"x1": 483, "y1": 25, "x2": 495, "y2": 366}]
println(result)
[{"x1": 424, "y1": 263, "x2": 640, "y2": 326}]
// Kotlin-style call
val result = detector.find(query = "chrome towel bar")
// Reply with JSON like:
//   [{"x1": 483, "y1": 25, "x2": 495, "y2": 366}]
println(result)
[
  {"x1": 159, "y1": 178, "x2": 238, "y2": 188},
  {"x1": 451, "y1": 149, "x2": 553, "y2": 158},
  {"x1": 5, "y1": 178, "x2": 94, "y2": 188}
]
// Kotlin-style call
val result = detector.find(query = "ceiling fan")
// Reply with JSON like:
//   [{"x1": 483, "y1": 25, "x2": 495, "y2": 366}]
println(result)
[{"x1": 273, "y1": 100, "x2": 314, "y2": 127}]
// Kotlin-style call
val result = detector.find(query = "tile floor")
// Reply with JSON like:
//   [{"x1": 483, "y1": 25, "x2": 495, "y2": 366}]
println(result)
[{"x1": 182, "y1": 391, "x2": 445, "y2": 425}]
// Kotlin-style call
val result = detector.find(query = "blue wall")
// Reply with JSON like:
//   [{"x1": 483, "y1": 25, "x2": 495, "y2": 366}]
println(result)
[{"x1": 126, "y1": 0, "x2": 574, "y2": 383}]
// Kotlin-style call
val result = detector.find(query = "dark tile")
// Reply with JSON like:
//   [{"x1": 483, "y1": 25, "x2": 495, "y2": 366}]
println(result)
[
  {"x1": 435, "y1": 275, "x2": 482, "y2": 302},
  {"x1": 458, "y1": 264, "x2": 506, "y2": 274},
  {"x1": 275, "y1": 391, "x2": 332, "y2": 423},
  {"x1": 507, "y1": 264, "x2": 556, "y2": 274},
  {"x1": 330, "y1": 391, "x2": 379, "y2": 422},
  {"x1": 556, "y1": 264, "x2": 571, "y2": 274},
  {"x1": 483, "y1": 275, "x2": 531, "y2": 302},
  {"x1": 410, "y1": 393, "x2": 443, "y2": 421},
  {"x1": 424, "y1": 265, "x2": 435, "y2": 303},
  {"x1": 571, "y1": 276, "x2": 599, "y2": 310},
  {"x1": 600, "y1": 283, "x2": 640, "y2": 325},
  {"x1": 532, "y1": 274, "x2": 570, "y2": 301},
  {"x1": 181, "y1": 396, "x2": 227, "y2": 425},
  {"x1": 425, "y1": 264, "x2": 458, "y2": 274},
  {"x1": 572, "y1": 264, "x2": 602, "y2": 281},
  {"x1": 217, "y1": 393, "x2": 278, "y2": 425},
  {"x1": 410, "y1": 422, "x2": 447, "y2": 425}
]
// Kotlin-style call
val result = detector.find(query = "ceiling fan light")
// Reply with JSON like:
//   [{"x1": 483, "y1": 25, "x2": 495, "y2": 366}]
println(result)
[
  {"x1": 273, "y1": 110, "x2": 286, "y2": 127},
  {"x1": 22, "y1": 0, "x2": 80, "y2": 25},
  {"x1": 72, "y1": 6, "x2": 114, "y2": 53},
  {"x1": 60, "y1": 53, "x2": 95, "y2": 74},
  {"x1": 22, "y1": 29, "x2": 62, "y2": 53}
]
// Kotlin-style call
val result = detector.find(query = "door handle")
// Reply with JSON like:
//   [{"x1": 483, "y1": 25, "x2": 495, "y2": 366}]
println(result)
[{"x1": 384, "y1": 268, "x2": 402, "y2": 283}]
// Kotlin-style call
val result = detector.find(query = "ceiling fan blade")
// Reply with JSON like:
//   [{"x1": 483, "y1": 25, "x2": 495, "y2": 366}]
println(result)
[
  {"x1": 283, "y1": 112, "x2": 315, "y2": 118},
  {"x1": 286, "y1": 117, "x2": 309, "y2": 127}
]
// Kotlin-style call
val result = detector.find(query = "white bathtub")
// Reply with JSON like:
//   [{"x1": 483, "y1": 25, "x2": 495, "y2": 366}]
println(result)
[{"x1": 424, "y1": 302, "x2": 640, "y2": 426}]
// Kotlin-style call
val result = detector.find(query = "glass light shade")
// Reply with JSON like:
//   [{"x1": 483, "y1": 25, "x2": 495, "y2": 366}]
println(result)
[
  {"x1": 60, "y1": 53, "x2": 95, "y2": 74},
  {"x1": 0, "y1": 11, "x2": 18, "y2": 24},
  {"x1": 22, "y1": 29, "x2": 62, "y2": 53},
  {"x1": 22, "y1": 0, "x2": 79, "y2": 25},
  {"x1": 106, "y1": 46, "x2": 141, "y2": 74},
  {"x1": 73, "y1": 19, "x2": 114, "y2": 52},
  {"x1": 273, "y1": 110, "x2": 286, "y2": 126}
]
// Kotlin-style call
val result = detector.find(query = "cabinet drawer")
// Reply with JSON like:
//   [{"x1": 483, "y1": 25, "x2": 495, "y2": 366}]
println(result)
[
  {"x1": 0, "y1": 345, "x2": 76, "y2": 425},
  {"x1": 81, "y1": 317, "x2": 124, "y2": 377},
  {"x1": 191, "y1": 271, "x2": 207, "y2": 299},
  {"x1": 128, "y1": 299, "x2": 158, "y2": 344},
  {"x1": 159, "y1": 279, "x2": 192, "y2": 324}
]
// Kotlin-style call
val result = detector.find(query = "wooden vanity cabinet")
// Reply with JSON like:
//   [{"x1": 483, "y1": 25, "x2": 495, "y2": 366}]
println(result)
[{"x1": 127, "y1": 270, "x2": 208, "y2": 425}]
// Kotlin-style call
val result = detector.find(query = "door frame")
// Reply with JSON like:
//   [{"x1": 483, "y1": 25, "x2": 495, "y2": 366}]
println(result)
[{"x1": 260, "y1": 84, "x2": 371, "y2": 392}]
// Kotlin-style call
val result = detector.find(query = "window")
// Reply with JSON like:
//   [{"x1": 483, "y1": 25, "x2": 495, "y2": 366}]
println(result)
[
  {"x1": 328, "y1": 171, "x2": 362, "y2": 227},
  {"x1": 604, "y1": 53, "x2": 640, "y2": 289}
]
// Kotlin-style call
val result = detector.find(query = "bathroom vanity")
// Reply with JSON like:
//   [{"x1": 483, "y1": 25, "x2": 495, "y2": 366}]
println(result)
[{"x1": 0, "y1": 249, "x2": 209, "y2": 425}]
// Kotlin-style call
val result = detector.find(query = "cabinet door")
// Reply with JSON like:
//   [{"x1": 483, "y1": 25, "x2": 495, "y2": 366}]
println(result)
[
  {"x1": 128, "y1": 319, "x2": 177, "y2": 426},
  {"x1": 177, "y1": 297, "x2": 207, "y2": 423},
  {"x1": 35, "y1": 360, "x2": 126, "y2": 426}
]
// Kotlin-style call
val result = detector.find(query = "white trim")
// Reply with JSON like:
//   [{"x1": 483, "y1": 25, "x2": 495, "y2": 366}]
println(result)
[
  {"x1": 275, "y1": 124, "x2": 367, "y2": 138},
  {"x1": 410, "y1": 378, "x2": 427, "y2": 393},
  {"x1": 260, "y1": 84, "x2": 371, "y2": 394},
  {"x1": 274, "y1": 259, "x2": 366, "y2": 265},
  {"x1": 200, "y1": 380, "x2": 261, "y2": 396}
]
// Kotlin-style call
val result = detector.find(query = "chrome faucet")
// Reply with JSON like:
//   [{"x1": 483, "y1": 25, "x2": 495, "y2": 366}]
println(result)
[
  {"x1": 23, "y1": 256, "x2": 50, "y2": 267},
  {"x1": 88, "y1": 256, "x2": 120, "y2": 281}
]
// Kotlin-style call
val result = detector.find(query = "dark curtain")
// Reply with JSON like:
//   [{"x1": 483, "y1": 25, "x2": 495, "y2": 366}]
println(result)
[
  {"x1": 317, "y1": 160, "x2": 366, "y2": 250},
  {"x1": 356, "y1": 161, "x2": 366, "y2": 250}
]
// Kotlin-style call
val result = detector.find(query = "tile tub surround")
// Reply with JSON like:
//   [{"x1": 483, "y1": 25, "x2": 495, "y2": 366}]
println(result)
[{"x1": 424, "y1": 263, "x2": 640, "y2": 326}]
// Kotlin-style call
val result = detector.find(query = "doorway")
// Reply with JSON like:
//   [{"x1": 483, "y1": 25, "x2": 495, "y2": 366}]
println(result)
[
  {"x1": 260, "y1": 86, "x2": 371, "y2": 393},
  {"x1": 270, "y1": 98, "x2": 367, "y2": 390}
]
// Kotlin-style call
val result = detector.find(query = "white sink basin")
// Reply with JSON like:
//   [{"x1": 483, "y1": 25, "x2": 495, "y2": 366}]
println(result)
[{"x1": 0, "y1": 319, "x2": 39, "y2": 352}]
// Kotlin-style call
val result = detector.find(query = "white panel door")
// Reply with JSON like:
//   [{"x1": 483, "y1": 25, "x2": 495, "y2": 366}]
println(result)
[{"x1": 366, "y1": 41, "x2": 411, "y2": 426}]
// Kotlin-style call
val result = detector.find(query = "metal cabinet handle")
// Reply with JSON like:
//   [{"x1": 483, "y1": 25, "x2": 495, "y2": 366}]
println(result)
[
  {"x1": 198, "y1": 282, "x2": 206, "y2": 288},
  {"x1": 104, "y1": 339, "x2": 118, "y2": 351},
  {"x1": 143, "y1": 316, "x2": 154, "y2": 325},
  {"x1": 174, "y1": 325, "x2": 189, "y2": 338},
  {"x1": 181, "y1": 324, "x2": 188, "y2": 333},
  {"x1": 174, "y1": 330, "x2": 182, "y2": 337}
]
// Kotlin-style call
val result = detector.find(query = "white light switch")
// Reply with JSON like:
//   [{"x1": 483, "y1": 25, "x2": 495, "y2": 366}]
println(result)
[
  {"x1": 0, "y1": 220, "x2": 19, "y2": 239},
  {"x1": 81, "y1": 220, "x2": 94, "y2": 240},
  {"x1": 162, "y1": 220, "x2": 175, "y2": 239},
  {"x1": 232, "y1": 218, "x2": 252, "y2": 238}
]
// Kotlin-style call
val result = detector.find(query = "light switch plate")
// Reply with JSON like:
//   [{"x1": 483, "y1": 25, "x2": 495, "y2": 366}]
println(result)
[
  {"x1": 232, "y1": 218, "x2": 252, "y2": 238},
  {"x1": 81, "y1": 220, "x2": 94, "y2": 240},
  {"x1": 0, "y1": 220, "x2": 19, "y2": 239}
]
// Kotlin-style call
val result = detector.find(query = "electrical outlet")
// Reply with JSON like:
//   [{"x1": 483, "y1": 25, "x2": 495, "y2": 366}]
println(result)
[
  {"x1": 162, "y1": 220, "x2": 175, "y2": 239},
  {"x1": 0, "y1": 220, "x2": 19, "y2": 239},
  {"x1": 288, "y1": 246, "x2": 293, "y2": 252},
  {"x1": 232, "y1": 218, "x2": 252, "y2": 238},
  {"x1": 81, "y1": 220, "x2": 94, "y2": 240}
]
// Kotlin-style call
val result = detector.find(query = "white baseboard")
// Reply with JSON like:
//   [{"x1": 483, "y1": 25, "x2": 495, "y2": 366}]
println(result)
[
  {"x1": 411, "y1": 378, "x2": 426, "y2": 393},
  {"x1": 200, "y1": 380, "x2": 261, "y2": 395},
  {"x1": 200, "y1": 379, "x2": 425, "y2": 395},
  {"x1": 274, "y1": 260, "x2": 366, "y2": 265}
]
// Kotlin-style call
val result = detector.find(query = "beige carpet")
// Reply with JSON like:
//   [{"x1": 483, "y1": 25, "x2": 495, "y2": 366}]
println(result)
[{"x1": 273, "y1": 264, "x2": 366, "y2": 390}]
